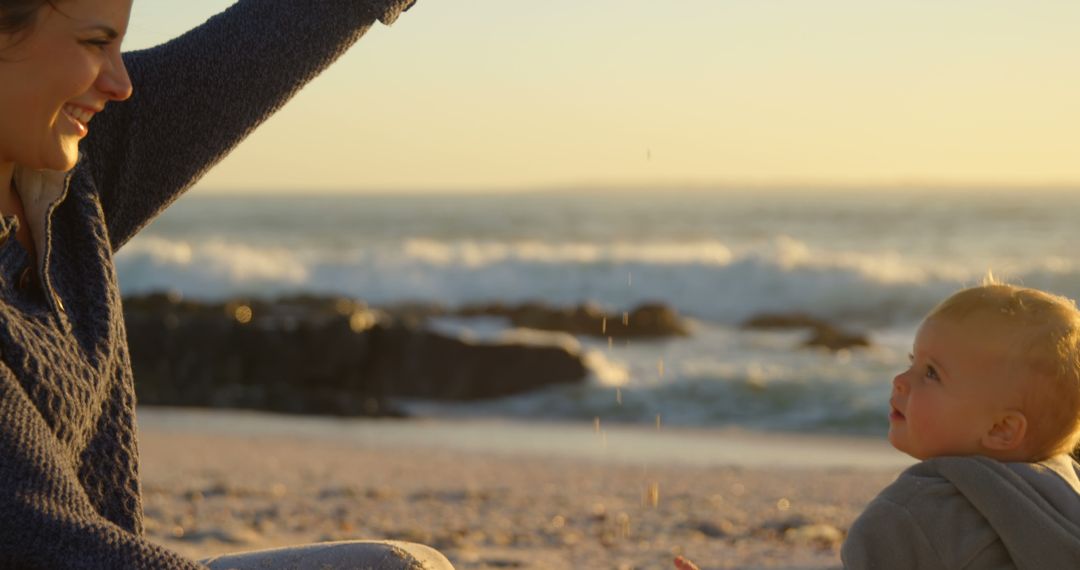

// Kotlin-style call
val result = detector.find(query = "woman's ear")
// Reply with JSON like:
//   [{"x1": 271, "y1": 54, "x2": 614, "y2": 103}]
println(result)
[{"x1": 982, "y1": 411, "x2": 1028, "y2": 451}]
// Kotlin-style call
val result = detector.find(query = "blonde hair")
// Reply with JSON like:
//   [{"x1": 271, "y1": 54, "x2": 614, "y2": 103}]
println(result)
[{"x1": 927, "y1": 278, "x2": 1080, "y2": 460}]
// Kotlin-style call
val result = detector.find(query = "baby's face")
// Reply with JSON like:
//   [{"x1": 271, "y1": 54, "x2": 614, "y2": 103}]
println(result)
[{"x1": 888, "y1": 316, "x2": 1021, "y2": 460}]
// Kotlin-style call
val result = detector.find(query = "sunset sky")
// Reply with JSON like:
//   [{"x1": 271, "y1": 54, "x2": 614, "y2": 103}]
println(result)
[{"x1": 127, "y1": 1, "x2": 1079, "y2": 193}]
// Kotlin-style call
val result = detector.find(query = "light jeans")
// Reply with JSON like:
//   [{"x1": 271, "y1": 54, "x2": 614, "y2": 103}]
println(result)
[{"x1": 200, "y1": 540, "x2": 455, "y2": 570}]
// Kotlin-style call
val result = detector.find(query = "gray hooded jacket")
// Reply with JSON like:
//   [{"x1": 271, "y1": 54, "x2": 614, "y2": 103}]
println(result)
[{"x1": 842, "y1": 454, "x2": 1080, "y2": 569}]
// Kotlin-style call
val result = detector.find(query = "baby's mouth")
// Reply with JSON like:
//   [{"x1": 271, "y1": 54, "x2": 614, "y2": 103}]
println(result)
[{"x1": 889, "y1": 402, "x2": 905, "y2": 421}]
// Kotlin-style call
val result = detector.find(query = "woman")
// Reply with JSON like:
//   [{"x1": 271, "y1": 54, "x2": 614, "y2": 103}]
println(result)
[{"x1": 0, "y1": 1, "x2": 453, "y2": 568}]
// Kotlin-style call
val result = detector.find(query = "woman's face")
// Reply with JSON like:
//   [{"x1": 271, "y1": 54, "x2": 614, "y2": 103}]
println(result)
[{"x1": 0, "y1": 0, "x2": 133, "y2": 172}]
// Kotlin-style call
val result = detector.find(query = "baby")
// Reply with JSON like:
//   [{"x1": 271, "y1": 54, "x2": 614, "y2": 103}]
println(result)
[{"x1": 676, "y1": 281, "x2": 1080, "y2": 569}]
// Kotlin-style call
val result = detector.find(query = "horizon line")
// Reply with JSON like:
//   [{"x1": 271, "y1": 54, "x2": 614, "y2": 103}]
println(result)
[{"x1": 192, "y1": 179, "x2": 1080, "y2": 196}]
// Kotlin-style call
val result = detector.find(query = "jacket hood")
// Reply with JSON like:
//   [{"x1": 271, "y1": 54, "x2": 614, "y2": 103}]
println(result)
[{"x1": 919, "y1": 454, "x2": 1080, "y2": 569}]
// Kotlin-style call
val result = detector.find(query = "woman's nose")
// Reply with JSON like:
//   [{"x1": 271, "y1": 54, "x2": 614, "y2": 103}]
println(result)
[{"x1": 98, "y1": 53, "x2": 133, "y2": 102}]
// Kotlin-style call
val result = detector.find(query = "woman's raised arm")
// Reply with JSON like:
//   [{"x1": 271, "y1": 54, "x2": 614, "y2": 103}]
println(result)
[{"x1": 83, "y1": 0, "x2": 416, "y2": 250}]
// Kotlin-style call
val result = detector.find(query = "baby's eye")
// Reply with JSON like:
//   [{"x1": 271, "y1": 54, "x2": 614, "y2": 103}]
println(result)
[{"x1": 925, "y1": 365, "x2": 940, "y2": 381}]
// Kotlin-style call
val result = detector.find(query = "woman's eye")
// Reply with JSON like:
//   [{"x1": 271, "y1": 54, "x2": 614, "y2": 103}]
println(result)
[{"x1": 84, "y1": 39, "x2": 112, "y2": 50}]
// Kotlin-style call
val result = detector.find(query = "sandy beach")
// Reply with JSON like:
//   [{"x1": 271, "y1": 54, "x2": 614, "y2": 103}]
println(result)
[
  {"x1": 138, "y1": 408, "x2": 910, "y2": 569},
  {"x1": 121, "y1": 190, "x2": 1059, "y2": 568}
]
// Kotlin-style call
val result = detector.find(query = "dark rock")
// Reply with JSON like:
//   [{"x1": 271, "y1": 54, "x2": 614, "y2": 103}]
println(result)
[
  {"x1": 124, "y1": 294, "x2": 588, "y2": 416},
  {"x1": 378, "y1": 301, "x2": 449, "y2": 327},
  {"x1": 741, "y1": 311, "x2": 871, "y2": 352},
  {"x1": 366, "y1": 323, "x2": 586, "y2": 400},
  {"x1": 740, "y1": 312, "x2": 828, "y2": 330},
  {"x1": 127, "y1": 304, "x2": 394, "y2": 417},
  {"x1": 453, "y1": 301, "x2": 689, "y2": 339},
  {"x1": 628, "y1": 303, "x2": 688, "y2": 337},
  {"x1": 802, "y1": 325, "x2": 871, "y2": 351}
]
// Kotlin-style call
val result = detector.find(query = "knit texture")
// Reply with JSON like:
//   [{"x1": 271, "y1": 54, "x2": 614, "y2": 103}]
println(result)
[{"x1": 0, "y1": 0, "x2": 415, "y2": 567}]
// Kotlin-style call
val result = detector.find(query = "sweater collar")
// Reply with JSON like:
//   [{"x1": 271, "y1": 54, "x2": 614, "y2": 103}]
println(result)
[{"x1": 12, "y1": 164, "x2": 68, "y2": 266}]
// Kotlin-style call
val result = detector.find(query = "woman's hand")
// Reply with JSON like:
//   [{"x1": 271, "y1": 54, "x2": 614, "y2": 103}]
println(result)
[{"x1": 674, "y1": 555, "x2": 701, "y2": 570}]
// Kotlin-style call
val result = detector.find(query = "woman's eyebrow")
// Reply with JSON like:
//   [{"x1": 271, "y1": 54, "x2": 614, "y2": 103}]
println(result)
[{"x1": 81, "y1": 24, "x2": 120, "y2": 40}]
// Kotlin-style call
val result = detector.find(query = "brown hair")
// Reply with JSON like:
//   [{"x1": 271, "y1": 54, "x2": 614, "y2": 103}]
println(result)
[
  {"x1": 0, "y1": 0, "x2": 58, "y2": 40},
  {"x1": 928, "y1": 280, "x2": 1080, "y2": 460}
]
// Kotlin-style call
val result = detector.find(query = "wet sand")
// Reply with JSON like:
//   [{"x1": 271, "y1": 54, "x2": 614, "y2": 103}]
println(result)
[{"x1": 138, "y1": 408, "x2": 909, "y2": 569}]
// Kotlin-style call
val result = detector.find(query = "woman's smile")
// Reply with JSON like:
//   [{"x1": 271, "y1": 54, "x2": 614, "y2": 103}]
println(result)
[
  {"x1": 0, "y1": 1, "x2": 132, "y2": 171},
  {"x1": 61, "y1": 104, "x2": 97, "y2": 137}
]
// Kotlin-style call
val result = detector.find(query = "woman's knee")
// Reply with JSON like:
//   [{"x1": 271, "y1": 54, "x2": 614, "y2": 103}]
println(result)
[{"x1": 201, "y1": 540, "x2": 455, "y2": 570}]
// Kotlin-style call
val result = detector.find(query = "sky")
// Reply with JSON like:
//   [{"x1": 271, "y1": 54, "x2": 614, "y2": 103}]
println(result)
[{"x1": 126, "y1": 1, "x2": 1080, "y2": 194}]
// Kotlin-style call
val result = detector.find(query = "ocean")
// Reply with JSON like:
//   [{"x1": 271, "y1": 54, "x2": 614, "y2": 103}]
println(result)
[{"x1": 119, "y1": 188, "x2": 1080, "y2": 436}]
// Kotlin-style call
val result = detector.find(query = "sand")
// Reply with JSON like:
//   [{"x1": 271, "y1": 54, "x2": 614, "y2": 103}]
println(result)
[{"x1": 137, "y1": 408, "x2": 909, "y2": 569}]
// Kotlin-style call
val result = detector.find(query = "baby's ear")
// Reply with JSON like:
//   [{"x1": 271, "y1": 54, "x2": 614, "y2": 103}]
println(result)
[{"x1": 982, "y1": 411, "x2": 1028, "y2": 452}]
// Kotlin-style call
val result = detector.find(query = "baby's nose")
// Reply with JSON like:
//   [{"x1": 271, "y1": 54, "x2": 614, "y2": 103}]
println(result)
[{"x1": 892, "y1": 371, "x2": 908, "y2": 393}]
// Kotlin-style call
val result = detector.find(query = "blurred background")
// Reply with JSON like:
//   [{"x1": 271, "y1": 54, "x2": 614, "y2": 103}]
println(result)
[
  {"x1": 120, "y1": 1, "x2": 1080, "y2": 437},
  {"x1": 127, "y1": 0, "x2": 1079, "y2": 193}
]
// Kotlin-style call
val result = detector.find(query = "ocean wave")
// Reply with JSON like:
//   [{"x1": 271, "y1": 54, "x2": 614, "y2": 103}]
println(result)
[
  {"x1": 403, "y1": 362, "x2": 892, "y2": 435},
  {"x1": 116, "y1": 235, "x2": 1080, "y2": 326},
  {"x1": 117, "y1": 237, "x2": 309, "y2": 298},
  {"x1": 407, "y1": 310, "x2": 904, "y2": 434}
]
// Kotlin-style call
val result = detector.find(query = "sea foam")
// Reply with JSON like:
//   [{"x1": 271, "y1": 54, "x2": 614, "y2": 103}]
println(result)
[{"x1": 115, "y1": 233, "x2": 1079, "y2": 327}]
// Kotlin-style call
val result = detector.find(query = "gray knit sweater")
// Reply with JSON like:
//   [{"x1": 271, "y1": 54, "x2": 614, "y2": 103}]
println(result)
[{"x1": 0, "y1": 1, "x2": 415, "y2": 567}]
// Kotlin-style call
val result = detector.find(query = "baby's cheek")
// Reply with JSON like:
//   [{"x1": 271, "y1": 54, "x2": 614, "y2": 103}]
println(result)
[{"x1": 904, "y1": 404, "x2": 938, "y2": 446}]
